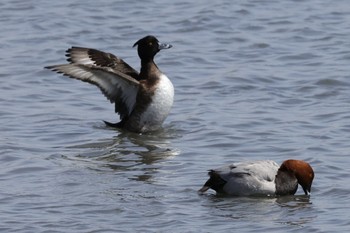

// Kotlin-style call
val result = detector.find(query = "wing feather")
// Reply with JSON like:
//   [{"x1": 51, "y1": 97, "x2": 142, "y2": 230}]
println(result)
[
  {"x1": 66, "y1": 47, "x2": 140, "y2": 81},
  {"x1": 217, "y1": 160, "x2": 279, "y2": 182},
  {"x1": 45, "y1": 64, "x2": 139, "y2": 119}
]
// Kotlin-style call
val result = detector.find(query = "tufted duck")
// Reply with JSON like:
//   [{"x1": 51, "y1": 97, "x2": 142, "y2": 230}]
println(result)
[{"x1": 45, "y1": 35, "x2": 174, "y2": 133}]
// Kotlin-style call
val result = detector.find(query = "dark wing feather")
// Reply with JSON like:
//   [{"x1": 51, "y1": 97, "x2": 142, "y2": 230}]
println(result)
[
  {"x1": 45, "y1": 64, "x2": 139, "y2": 120},
  {"x1": 66, "y1": 47, "x2": 140, "y2": 81}
]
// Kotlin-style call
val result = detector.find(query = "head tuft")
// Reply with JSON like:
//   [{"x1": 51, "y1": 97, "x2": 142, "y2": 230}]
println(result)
[{"x1": 133, "y1": 35, "x2": 171, "y2": 60}]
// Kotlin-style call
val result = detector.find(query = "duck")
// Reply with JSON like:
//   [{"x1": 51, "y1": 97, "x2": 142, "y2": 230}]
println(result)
[
  {"x1": 199, "y1": 160, "x2": 314, "y2": 196},
  {"x1": 45, "y1": 35, "x2": 174, "y2": 133}
]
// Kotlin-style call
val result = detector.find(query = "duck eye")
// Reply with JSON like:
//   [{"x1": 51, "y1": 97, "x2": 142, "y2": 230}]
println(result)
[{"x1": 148, "y1": 42, "x2": 153, "y2": 46}]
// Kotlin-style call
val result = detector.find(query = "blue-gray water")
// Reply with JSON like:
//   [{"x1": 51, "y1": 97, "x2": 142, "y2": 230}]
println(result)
[{"x1": 1, "y1": 0, "x2": 350, "y2": 232}]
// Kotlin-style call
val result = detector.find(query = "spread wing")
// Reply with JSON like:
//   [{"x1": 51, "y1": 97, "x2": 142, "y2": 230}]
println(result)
[
  {"x1": 45, "y1": 47, "x2": 142, "y2": 119},
  {"x1": 66, "y1": 47, "x2": 140, "y2": 81},
  {"x1": 45, "y1": 64, "x2": 139, "y2": 120}
]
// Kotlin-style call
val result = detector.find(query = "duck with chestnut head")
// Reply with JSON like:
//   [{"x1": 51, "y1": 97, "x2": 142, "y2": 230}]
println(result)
[{"x1": 199, "y1": 160, "x2": 314, "y2": 196}]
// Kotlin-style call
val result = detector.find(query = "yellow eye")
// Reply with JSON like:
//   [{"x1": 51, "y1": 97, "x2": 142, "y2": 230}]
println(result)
[{"x1": 148, "y1": 42, "x2": 153, "y2": 46}]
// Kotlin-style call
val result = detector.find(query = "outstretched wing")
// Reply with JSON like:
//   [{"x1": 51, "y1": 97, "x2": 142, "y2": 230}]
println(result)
[
  {"x1": 66, "y1": 47, "x2": 140, "y2": 81},
  {"x1": 45, "y1": 64, "x2": 139, "y2": 119}
]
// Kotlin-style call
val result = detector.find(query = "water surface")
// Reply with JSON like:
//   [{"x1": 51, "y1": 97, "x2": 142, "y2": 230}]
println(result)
[{"x1": 1, "y1": 0, "x2": 350, "y2": 232}]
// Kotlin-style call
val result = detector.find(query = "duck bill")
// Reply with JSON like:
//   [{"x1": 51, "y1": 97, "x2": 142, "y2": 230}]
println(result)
[
  {"x1": 303, "y1": 185, "x2": 311, "y2": 196},
  {"x1": 302, "y1": 187, "x2": 311, "y2": 196},
  {"x1": 158, "y1": 43, "x2": 172, "y2": 50}
]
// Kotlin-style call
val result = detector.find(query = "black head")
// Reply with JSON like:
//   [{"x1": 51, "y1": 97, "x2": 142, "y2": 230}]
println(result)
[{"x1": 133, "y1": 35, "x2": 172, "y2": 61}]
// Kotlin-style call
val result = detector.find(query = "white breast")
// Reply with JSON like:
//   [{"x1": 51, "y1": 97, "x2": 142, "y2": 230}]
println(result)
[{"x1": 140, "y1": 74, "x2": 174, "y2": 131}]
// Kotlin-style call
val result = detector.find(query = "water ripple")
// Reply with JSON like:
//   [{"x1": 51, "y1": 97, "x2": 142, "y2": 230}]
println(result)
[{"x1": 1, "y1": 0, "x2": 350, "y2": 232}]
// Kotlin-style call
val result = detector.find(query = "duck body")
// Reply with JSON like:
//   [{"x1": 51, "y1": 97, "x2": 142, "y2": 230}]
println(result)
[
  {"x1": 124, "y1": 73, "x2": 174, "y2": 132},
  {"x1": 199, "y1": 160, "x2": 314, "y2": 197},
  {"x1": 45, "y1": 35, "x2": 173, "y2": 133}
]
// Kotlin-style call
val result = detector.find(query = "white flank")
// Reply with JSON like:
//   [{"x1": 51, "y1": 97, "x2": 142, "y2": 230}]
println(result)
[{"x1": 140, "y1": 74, "x2": 174, "y2": 131}]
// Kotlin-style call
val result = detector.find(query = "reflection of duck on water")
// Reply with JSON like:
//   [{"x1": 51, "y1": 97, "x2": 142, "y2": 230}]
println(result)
[{"x1": 64, "y1": 127, "x2": 180, "y2": 182}]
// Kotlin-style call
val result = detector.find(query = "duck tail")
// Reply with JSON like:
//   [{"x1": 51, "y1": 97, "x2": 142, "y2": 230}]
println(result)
[{"x1": 103, "y1": 120, "x2": 123, "y2": 128}]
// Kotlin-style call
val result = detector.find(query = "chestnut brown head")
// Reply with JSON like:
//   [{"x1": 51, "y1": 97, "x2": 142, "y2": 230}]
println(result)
[{"x1": 279, "y1": 160, "x2": 314, "y2": 195}]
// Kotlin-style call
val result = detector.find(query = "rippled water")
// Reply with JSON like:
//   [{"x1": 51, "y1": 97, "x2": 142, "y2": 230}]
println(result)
[{"x1": 1, "y1": 0, "x2": 350, "y2": 232}]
